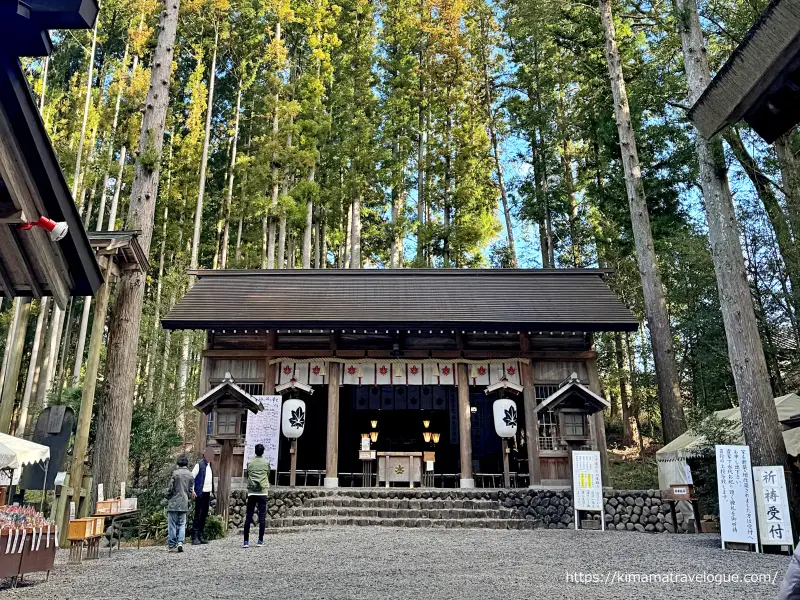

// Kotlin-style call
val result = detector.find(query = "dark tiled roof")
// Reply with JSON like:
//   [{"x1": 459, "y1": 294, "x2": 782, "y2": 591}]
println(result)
[{"x1": 162, "y1": 269, "x2": 638, "y2": 332}]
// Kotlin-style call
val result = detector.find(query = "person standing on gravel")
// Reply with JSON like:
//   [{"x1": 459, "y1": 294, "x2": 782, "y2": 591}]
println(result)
[
  {"x1": 191, "y1": 448, "x2": 215, "y2": 545},
  {"x1": 166, "y1": 456, "x2": 194, "y2": 553},
  {"x1": 243, "y1": 443, "x2": 270, "y2": 548}
]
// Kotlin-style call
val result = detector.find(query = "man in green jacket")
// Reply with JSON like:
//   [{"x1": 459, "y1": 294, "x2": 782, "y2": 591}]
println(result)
[{"x1": 243, "y1": 443, "x2": 270, "y2": 548}]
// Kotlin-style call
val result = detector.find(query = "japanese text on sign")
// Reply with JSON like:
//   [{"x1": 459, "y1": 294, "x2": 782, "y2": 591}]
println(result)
[
  {"x1": 572, "y1": 450, "x2": 603, "y2": 511},
  {"x1": 753, "y1": 466, "x2": 793, "y2": 547},
  {"x1": 243, "y1": 396, "x2": 282, "y2": 472},
  {"x1": 716, "y1": 445, "x2": 757, "y2": 546}
]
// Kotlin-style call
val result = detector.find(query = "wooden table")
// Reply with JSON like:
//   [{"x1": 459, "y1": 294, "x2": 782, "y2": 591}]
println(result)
[
  {"x1": 68, "y1": 534, "x2": 101, "y2": 564},
  {"x1": 377, "y1": 452, "x2": 423, "y2": 487},
  {"x1": 661, "y1": 493, "x2": 703, "y2": 533},
  {"x1": 93, "y1": 510, "x2": 141, "y2": 557}
]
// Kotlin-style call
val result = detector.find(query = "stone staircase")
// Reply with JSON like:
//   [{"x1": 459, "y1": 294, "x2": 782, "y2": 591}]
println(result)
[{"x1": 265, "y1": 489, "x2": 542, "y2": 530}]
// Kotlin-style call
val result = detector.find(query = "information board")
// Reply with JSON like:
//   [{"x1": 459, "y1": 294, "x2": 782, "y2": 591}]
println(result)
[
  {"x1": 243, "y1": 395, "x2": 281, "y2": 473},
  {"x1": 716, "y1": 445, "x2": 757, "y2": 546},
  {"x1": 753, "y1": 466, "x2": 793, "y2": 548},
  {"x1": 572, "y1": 450, "x2": 603, "y2": 511}
]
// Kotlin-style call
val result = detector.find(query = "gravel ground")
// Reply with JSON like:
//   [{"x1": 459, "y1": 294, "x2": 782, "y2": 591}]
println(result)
[{"x1": 1, "y1": 528, "x2": 791, "y2": 600}]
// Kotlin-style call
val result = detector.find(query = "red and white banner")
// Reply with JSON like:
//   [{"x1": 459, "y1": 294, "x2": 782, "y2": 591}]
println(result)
[{"x1": 275, "y1": 361, "x2": 520, "y2": 387}]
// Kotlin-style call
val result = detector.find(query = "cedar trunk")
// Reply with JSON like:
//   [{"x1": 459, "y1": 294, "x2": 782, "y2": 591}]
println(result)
[
  {"x1": 92, "y1": 0, "x2": 180, "y2": 501},
  {"x1": 674, "y1": 0, "x2": 791, "y2": 474},
  {"x1": 600, "y1": 0, "x2": 686, "y2": 442}
]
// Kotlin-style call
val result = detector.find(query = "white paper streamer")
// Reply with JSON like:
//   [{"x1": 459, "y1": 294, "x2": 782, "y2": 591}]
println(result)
[
  {"x1": 46, "y1": 524, "x2": 50, "y2": 548},
  {"x1": 18, "y1": 529, "x2": 26, "y2": 553},
  {"x1": 4, "y1": 530, "x2": 11, "y2": 554},
  {"x1": 35, "y1": 527, "x2": 42, "y2": 551},
  {"x1": 10, "y1": 529, "x2": 18, "y2": 554},
  {"x1": 54, "y1": 526, "x2": 59, "y2": 548}
]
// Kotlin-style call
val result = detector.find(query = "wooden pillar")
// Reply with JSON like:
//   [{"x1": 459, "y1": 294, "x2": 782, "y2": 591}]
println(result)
[
  {"x1": 68, "y1": 260, "x2": 113, "y2": 519},
  {"x1": 587, "y1": 357, "x2": 611, "y2": 486},
  {"x1": 194, "y1": 336, "x2": 212, "y2": 454},
  {"x1": 16, "y1": 296, "x2": 49, "y2": 436},
  {"x1": 0, "y1": 297, "x2": 31, "y2": 433},
  {"x1": 216, "y1": 438, "x2": 234, "y2": 523},
  {"x1": 289, "y1": 439, "x2": 298, "y2": 488},
  {"x1": 502, "y1": 439, "x2": 511, "y2": 488},
  {"x1": 520, "y1": 359, "x2": 541, "y2": 486},
  {"x1": 456, "y1": 363, "x2": 474, "y2": 488},
  {"x1": 324, "y1": 362, "x2": 341, "y2": 487}
]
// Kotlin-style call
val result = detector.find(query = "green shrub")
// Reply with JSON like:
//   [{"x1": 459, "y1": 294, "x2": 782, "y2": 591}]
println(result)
[{"x1": 203, "y1": 514, "x2": 225, "y2": 541}]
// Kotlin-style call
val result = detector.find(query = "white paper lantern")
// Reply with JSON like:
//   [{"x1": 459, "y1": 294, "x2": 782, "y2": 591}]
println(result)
[
  {"x1": 493, "y1": 399, "x2": 518, "y2": 438},
  {"x1": 282, "y1": 399, "x2": 306, "y2": 438}
]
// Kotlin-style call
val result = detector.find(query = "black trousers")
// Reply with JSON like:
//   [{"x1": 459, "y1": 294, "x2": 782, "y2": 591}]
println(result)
[
  {"x1": 243, "y1": 495, "x2": 267, "y2": 543},
  {"x1": 193, "y1": 492, "x2": 211, "y2": 539}
]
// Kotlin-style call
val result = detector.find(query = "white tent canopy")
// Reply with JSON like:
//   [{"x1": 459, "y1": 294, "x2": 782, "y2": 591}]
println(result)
[
  {"x1": 0, "y1": 441, "x2": 19, "y2": 471},
  {"x1": 0, "y1": 433, "x2": 49, "y2": 467},
  {"x1": 656, "y1": 393, "x2": 800, "y2": 489}
]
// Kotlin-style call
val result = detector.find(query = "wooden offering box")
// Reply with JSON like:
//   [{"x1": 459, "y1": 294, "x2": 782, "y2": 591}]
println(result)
[
  {"x1": 68, "y1": 518, "x2": 95, "y2": 540},
  {"x1": 91, "y1": 517, "x2": 105, "y2": 536},
  {"x1": 95, "y1": 499, "x2": 121, "y2": 515}
]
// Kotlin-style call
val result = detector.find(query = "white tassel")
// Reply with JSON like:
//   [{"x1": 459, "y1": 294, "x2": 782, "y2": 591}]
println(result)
[
  {"x1": 46, "y1": 524, "x2": 51, "y2": 548},
  {"x1": 18, "y1": 528, "x2": 26, "y2": 553},
  {"x1": 35, "y1": 526, "x2": 42, "y2": 551},
  {"x1": 54, "y1": 526, "x2": 59, "y2": 548},
  {"x1": 5, "y1": 529, "x2": 11, "y2": 554}
]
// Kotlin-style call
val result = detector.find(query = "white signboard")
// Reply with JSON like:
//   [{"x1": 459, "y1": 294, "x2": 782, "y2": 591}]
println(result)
[
  {"x1": 243, "y1": 395, "x2": 281, "y2": 472},
  {"x1": 753, "y1": 466, "x2": 793, "y2": 547},
  {"x1": 716, "y1": 445, "x2": 757, "y2": 546},
  {"x1": 572, "y1": 450, "x2": 603, "y2": 511}
]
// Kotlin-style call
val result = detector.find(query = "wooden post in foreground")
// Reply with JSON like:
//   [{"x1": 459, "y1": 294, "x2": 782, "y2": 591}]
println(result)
[
  {"x1": 0, "y1": 298, "x2": 31, "y2": 433},
  {"x1": 65, "y1": 259, "x2": 113, "y2": 531},
  {"x1": 216, "y1": 438, "x2": 234, "y2": 524}
]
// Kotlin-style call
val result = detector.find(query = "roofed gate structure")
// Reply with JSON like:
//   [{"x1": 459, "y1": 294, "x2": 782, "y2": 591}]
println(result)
[{"x1": 163, "y1": 269, "x2": 638, "y2": 488}]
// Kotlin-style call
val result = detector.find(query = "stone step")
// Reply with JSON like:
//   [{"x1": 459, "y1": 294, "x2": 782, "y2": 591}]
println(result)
[
  {"x1": 288, "y1": 506, "x2": 516, "y2": 519},
  {"x1": 303, "y1": 497, "x2": 503, "y2": 510},
  {"x1": 267, "y1": 516, "x2": 542, "y2": 530},
  {"x1": 319, "y1": 490, "x2": 502, "y2": 501}
]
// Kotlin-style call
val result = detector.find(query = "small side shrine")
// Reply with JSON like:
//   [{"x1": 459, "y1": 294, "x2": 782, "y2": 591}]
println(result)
[
  {"x1": 538, "y1": 373, "x2": 610, "y2": 482},
  {"x1": 193, "y1": 374, "x2": 261, "y2": 522}
]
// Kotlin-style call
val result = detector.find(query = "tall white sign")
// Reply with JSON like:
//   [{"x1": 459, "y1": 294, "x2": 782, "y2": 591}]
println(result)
[
  {"x1": 716, "y1": 445, "x2": 757, "y2": 546},
  {"x1": 572, "y1": 450, "x2": 603, "y2": 511},
  {"x1": 753, "y1": 466, "x2": 793, "y2": 547},
  {"x1": 243, "y1": 395, "x2": 282, "y2": 472}
]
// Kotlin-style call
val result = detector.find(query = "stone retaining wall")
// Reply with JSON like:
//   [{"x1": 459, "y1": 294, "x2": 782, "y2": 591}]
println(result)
[{"x1": 228, "y1": 488, "x2": 689, "y2": 533}]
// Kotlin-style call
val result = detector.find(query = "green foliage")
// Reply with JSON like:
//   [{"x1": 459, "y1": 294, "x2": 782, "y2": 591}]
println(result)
[
  {"x1": 203, "y1": 514, "x2": 226, "y2": 540},
  {"x1": 609, "y1": 457, "x2": 659, "y2": 490}
]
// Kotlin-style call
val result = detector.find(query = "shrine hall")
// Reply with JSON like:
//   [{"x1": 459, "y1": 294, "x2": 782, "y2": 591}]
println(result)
[{"x1": 162, "y1": 269, "x2": 638, "y2": 488}]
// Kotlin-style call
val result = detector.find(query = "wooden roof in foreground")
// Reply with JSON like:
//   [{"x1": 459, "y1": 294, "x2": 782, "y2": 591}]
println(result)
[
  {"x1": 162, "y1": 269, "x2": 639, "y2": 332},
  {"x1": 688, "y1": 0, "x2": 800, "y2": 142},
  {"x1": 0, "y1": 55, "x2": 102, "y2": 307}
]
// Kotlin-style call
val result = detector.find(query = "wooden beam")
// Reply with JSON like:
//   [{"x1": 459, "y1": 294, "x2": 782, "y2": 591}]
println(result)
[
  {"x1": 522, "y1": 351, "x2": 597, "y2": 360},
  {"x1": 8, "y1": 227, "x2": 42, "y2": 299},
  {"x1": 0, "y1": 252, "x2": 14, "y2": 298},
  {"x1": 335, "y1": 349, "x2": 365, "y2": 358},
  {"x1": 586, "y1": 357, "x2": 611, "y2": 486}
]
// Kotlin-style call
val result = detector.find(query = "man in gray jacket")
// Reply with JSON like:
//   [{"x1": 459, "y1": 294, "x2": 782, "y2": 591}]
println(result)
[{"x1": 166, "y1": 456, "x2": 194, "y2": 552}]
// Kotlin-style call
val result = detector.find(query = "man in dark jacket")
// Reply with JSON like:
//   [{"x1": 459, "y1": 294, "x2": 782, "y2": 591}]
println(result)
[
  {"x1": 191, "y1": 448, "x2": 215, "y2": 545},
  {"x1": 166, "y1": 456, "x2": 194, "y2": 552}
]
